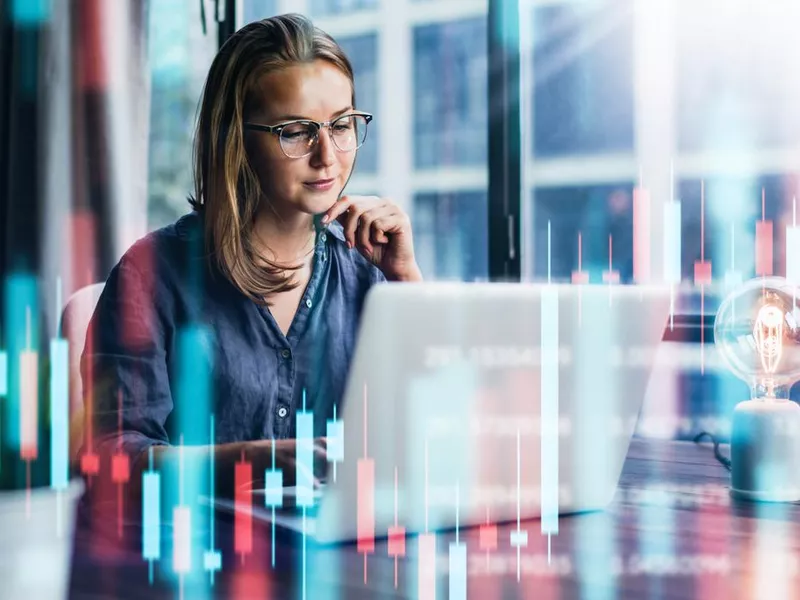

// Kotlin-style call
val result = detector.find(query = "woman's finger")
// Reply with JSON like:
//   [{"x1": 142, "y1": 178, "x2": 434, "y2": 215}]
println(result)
[
  {"x1": 321, "y1": 194, "x2": 357, "y2": 225},
  {"x1": 343, "y1": 204, "x2": 368, "y2": 249},
  {"x1": 357, "y1": 208, "x2": 385, "y2": 254},
  {"x1": 371, "y1": 212, "x2": 401, "y2": 244}
]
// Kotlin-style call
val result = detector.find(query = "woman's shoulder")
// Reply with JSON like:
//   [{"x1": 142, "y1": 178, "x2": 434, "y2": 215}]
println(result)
[{"x1": 118, "y1": 211, "x2": 205, "y2": 276}]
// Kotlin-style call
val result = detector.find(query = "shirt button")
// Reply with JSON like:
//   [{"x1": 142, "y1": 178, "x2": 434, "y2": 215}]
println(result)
[
  {"x1": 305, "y1": 298, "x2": 313, "y2": 308},
  {"x1": 277, "y1": 406, "x2": 288, "y2": 419},
  {"x1": 280, "y1": 348, "x2": 291, "y2": 359},
  {"x1": 320, "y1": 233, "x2": 327, "y2": 242}
]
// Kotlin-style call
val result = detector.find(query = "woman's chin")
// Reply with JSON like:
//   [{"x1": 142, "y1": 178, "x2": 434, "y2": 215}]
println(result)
[{"x1": 301, "y1": 192, "x2": 340, "y2": 214}]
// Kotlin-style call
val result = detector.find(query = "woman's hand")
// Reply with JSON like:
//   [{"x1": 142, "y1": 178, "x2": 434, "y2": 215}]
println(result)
[
  {"x1": 236, "y1": 437, "x2": 329, "y2": 490},
  {"x1": 321, "y1": 195, "x2": 423, "y2": 282}
]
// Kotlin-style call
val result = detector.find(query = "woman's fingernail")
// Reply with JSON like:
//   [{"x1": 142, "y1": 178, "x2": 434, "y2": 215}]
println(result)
[
  {"x1": 321, "y1": 215, "x2": 329, "y2": 223},
  {"x1": 346, "y1": 241, "x2": 352, "y2": 249}
]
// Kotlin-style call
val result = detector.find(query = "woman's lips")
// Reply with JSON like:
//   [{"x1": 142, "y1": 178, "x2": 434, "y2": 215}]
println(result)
[{"x1": 303, "y1": 179, "x2": 335, "y2": 191}]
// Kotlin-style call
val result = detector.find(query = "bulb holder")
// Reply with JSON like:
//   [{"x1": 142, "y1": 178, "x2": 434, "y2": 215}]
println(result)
[{"x1": 730, "y1": 399, "x2": 800, "y2": 502}]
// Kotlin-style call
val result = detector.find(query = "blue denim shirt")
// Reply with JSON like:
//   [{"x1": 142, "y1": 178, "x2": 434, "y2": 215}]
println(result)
[{"x1": 82, "y1": 211, "x2": 385, "y2": 463}]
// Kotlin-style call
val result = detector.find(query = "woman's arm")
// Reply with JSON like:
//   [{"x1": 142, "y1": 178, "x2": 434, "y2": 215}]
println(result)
[{"x1": 139, "y1": 437, "x2": 328, "y2": 497}]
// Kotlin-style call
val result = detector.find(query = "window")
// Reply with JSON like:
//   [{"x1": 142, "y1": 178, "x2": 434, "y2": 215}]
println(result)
[
  {"x1": 313, "y1": 1, "x2": 490, "y2": 281},
  {"x1": 677, "y1": 174, "x2": 798, "y2": 286},
  {"x1": 528, "y1": 183, "x2": 633, "y2": 283},
  {"x1": 413, "y1": 18, "x2": 487, "y2": 168},
  {"x1": 308, "y1": 0, "x2": 379, "y2": 17},
  {"x1": 147, "y1": 0, "x2": 217, "y2": 230},
  {"x1": 242, "y1": 0, "x2": 278, "y2": 23},
  {"x1": 413, "y1": 192, "x2": 488, "y2": 281},
  {"x1": 337, "y1": 34, "x2": 379, "y2": 174},
  {"x1": 676, "y1": 1, "x2": 800, "y2": 152},
  {"x1": 531, "y1": 0, "x2": 634, "y2": 157},
  {"x1": 521, "y1": 0, "x2": 800, "y2": 288}
]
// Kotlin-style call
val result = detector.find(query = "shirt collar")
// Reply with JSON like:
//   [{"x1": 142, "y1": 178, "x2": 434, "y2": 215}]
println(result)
[{"x1": 315, "y1": 217, "x2": 346, "y2": 243}]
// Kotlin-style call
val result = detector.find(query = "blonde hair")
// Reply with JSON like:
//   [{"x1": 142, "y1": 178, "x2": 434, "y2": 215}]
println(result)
[{"x1": 190, "y1": 14, "x2": 356, "y2": 304}]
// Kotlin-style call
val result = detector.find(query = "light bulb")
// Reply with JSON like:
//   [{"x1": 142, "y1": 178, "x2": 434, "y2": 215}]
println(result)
[
  {"x1": 714, "y1": 276, "x2": 800, "y2": 501},
  {"x1": 714, "y1": 277, "x2": 800, "y2": 401}
]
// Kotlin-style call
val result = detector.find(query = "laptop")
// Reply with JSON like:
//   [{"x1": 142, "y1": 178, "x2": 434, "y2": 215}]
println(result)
[{"x1": 214, "y1": 282, "x2": 671, "y2": 543}]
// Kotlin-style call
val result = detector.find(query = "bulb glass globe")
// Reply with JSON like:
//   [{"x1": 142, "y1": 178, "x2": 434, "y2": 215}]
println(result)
[{"x1": 714, "y1": 276, "x2": 800, "y2": 401}]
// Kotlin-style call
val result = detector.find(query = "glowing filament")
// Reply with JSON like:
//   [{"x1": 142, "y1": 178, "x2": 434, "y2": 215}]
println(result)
[{"x1": 754, "y1": 304, "x2": 784, "y2": 376}]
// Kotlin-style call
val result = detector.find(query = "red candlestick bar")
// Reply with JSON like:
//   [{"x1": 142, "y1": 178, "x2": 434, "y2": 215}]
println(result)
[
  {"x1": 479, "y1": 522, "x2": 498, "y2": 552},
  {"x1": 571, "y1": 232, "x2": 589, "y2": 284},
  {"x1": 80, "y1": 314, "x2": 99, "y2": 478},
  {"x1": 602, "y1": 235, "x2": 620, "y2": 284},
  {"x1": 387, "y1": 466, "x2": 405, "y2": 588},
  {"x1": 694, "y1": 261, "x2": 712, "y2": 286},
  {"x1": 234, "y1": 456, "x2": 253, "y2": 561},
  {"x1": 756, "y1": 220, "x2": 773, "y2": 276},
  {"x1": 388, "y1": 525, "x2": 406, "y2": 558},
  {"x1": 357, "y1": 458, "x2": 375, "y2": 554}
]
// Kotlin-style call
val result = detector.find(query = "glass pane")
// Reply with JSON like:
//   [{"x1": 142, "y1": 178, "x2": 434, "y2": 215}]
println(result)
[
  {"x1": 147, "y1": 0, "x2": 217, "y2": 230},
  {"x1": 308, "y1": 0, "x2": 379, "y2": 17},
  {"x1": 413, "y1": 192, "x2": 488, "y2": 281},
  {"x1": 243, "y1": 0, "x2": 278, "y2": 23},
  {"x1": 521, "y1": 0, "x2": 800, "y2": 289},
  {"x1": 413, "y1": 18, "x2": 487, "y2": 168},
  {"x1": 531, "y1": 0, "x2": 634, "y2": 157},
  {"x1": 676, "y1": 2, "x2": 800, "y2": 151},
  {"x1": 528, "y1": 184, "x2": 634, "y2": 283},
  {"x1": 337, "y1": 34, "x2": 379, "y2": 174},
  {"x1": 317, "y1": 3, "x2": 489, "y2": 281},
  {"x1": 678, "y1": 173, "x2": 799, "y2": 295}
]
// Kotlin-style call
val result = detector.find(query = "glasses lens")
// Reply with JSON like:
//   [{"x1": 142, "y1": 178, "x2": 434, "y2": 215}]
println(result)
[
  {"x1": 280, "y1": 122, "x2": 316, "y2": 158},
  {"x1": 331, "y1": 115, "x2": 369, "y2": 152}
]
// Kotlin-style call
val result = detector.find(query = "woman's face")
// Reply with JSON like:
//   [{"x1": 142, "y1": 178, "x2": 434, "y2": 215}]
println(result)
[{"x1": 245, "y1": 60, "x2": 357, "y2": 220}]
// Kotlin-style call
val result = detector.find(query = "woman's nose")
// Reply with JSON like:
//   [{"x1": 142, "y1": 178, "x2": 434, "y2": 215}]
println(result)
[{"x1": 311, "y1": 127, "x2": 336, "y2": 166}]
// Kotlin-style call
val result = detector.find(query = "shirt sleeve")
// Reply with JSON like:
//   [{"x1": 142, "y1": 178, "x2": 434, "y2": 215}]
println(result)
[{"x1": 79, "y1": 245, "x2": 174, "y2": 470}]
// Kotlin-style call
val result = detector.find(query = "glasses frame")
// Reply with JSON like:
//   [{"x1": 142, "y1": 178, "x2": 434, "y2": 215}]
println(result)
[{"x1": 244, "y1": 111, "x2": 374, "y2": 158}]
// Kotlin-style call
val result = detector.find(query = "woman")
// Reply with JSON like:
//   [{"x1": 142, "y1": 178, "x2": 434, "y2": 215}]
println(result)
[{"x1": 81, "y1": 14, "x2": 422, "y2": 495}]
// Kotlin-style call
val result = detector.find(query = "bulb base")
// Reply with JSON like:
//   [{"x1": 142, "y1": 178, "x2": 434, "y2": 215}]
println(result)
[{"x1": 730, "y1": 398, "x2": 800, "y2": 502}]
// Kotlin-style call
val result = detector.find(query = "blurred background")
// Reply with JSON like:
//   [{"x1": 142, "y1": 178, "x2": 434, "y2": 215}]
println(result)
[
  {"x1": 148, "y1": 0, "x2": 800, "y2": 287},
  {"x1": 4, "y1": 0, "x2": 800, "y2": 443}
]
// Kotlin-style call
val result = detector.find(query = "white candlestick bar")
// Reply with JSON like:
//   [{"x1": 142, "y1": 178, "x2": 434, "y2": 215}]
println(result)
[
  {"x1": 633, "y1": 187, "x2": 651, "y2": 284},
  {"x1": 663, "y1": 201, "x2": 682, "y2": 284},
  {"x1": 418, "y1": 533, "x2": 437, "y2": 600},
  {"x1": 448, "y1": 542, "x2": 466, "y2": 600},
  {"x1": 142, "y1": 470, "x2": 161, "y2": 561},
  {"x1": 296, "y1": 411, "x2": 315, "y2": 508},
  {"x1": 0, "y1": 349, "x2": 7, "y2": 396},
  {"x1": 173, "y1": 506, "x2": 192, "y2": 574},
  {"x1": 50, "y1": 338, "x2": 69, "y2": 489},
  {"x1": 541, "y1": 286, "x2": 559, "y2": 536},
  {"x1": 786, "y1": 226, "x2": 800, "y2": 284}
]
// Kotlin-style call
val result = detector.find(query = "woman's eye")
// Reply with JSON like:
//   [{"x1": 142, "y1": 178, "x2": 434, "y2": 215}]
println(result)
[{"x1": 282, "y1": 125, "x2": 311, "y2": 139}]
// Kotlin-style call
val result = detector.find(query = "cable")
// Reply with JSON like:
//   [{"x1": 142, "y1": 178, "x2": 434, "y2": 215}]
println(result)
[{"x1": 693, "y1": 431, "x2": 731, "y2": 472}]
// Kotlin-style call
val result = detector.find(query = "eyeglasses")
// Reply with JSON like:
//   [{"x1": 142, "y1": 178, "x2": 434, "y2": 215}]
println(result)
[{"x1": 244, "y1": 112, "x2": 373, "y2": 159}]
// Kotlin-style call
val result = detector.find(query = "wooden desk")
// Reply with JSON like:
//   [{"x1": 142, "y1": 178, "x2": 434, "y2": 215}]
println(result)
[{"x1": 68, "y1": 438, "x2": 800, "y2": 599}]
